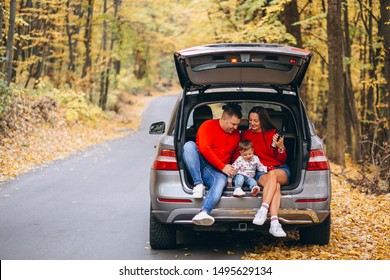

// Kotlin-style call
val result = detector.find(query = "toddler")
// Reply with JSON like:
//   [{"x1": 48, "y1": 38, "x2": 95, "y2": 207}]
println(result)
[{"x1": 229, "y1": 139, "x2": 267, "y2": 197}]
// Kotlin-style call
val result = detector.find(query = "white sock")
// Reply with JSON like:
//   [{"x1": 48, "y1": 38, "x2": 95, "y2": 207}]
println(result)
[
  {"x1": 270, "y1": 216, "x2": 279, "y2": 226},
  {"x1": 261, "y1": 202, "x2": 269, "y2": 212}
]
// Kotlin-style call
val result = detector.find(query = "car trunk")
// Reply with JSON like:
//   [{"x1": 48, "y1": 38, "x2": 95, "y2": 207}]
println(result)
[
  {"x1": 174, "y1": 90, "x2": 305, "y2": 194},
  {"x1": 173, "y1": 43, "x2": 312, "y2": 194}
]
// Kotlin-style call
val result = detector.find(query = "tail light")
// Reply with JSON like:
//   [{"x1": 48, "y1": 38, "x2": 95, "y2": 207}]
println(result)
[
  {"x1": 295, "y1": 198, "x2": 328, "y2": 203},
  {"x1": 152, "y1": 149, "x2": 178, "y2": 170},
  {"x1": 307, "y1": 149, "x2": 330, "y2": 171},
  {"x1": 158, "y1": 198, "x2": 192, "y2": 203}
]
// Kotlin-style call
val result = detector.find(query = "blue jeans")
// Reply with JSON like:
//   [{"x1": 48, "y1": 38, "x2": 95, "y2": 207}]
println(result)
[
  {"x1": 182, "y1": 141, "x2": 227, "y2": 214},
  {"x1": 233, "y1": 174, "x2": 257, "y2": 190}
]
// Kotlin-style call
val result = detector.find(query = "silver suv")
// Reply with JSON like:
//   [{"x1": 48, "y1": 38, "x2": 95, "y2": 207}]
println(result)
[{"x1": 149, "y1": 43, "x2": 331, "y2": 249}]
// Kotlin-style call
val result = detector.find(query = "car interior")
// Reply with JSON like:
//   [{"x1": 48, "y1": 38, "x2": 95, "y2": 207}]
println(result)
[{"x1": 183, "y1": 101, "x2": 299, "y2": 189}]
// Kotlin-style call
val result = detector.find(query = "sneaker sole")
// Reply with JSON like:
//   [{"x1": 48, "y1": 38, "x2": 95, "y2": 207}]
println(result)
[
  {"x1": 252, "y1": 214, "x2": 267, "y2": 225},
  {"x1": 269, "y1": 226, "x2": 287, "y2": 237},
  {"x1": 192, "y1": 217, "x2": 215, "y2": 226},
  {"x1": 233, "y1": 193, "x2": 246, "y2": 197},
  {"x1": 192, "y1": 193, "x2": 203, "y2": 198},
  {"x1": 251, "y1": 188, "x2": 260, "y2": 196},
  {"x1": 252, "y1": 219, "x2": 266, "y2": 226},
  {"x1": 269, "y1": 231, "x2": 287, "y2": 237}
]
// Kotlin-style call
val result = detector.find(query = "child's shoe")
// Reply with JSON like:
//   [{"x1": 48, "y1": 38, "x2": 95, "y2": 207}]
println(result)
[
  {"x1": 233, "y1": 187, "x2": 246, "y2": 197},
  {"x1": 250, "y1": 186, "x2": 260, "y2": 196}
]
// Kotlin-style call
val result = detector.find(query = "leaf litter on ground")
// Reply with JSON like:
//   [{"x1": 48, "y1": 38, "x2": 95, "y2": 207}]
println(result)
[{"x1": 243, "y1": 162, "x2": 389, "y2": 260}]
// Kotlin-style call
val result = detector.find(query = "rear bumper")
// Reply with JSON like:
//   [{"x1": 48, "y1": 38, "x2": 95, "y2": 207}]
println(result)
[
  {"x1": 152, "y1": 208, "x2": 330, "y2": 225},
  {"x1": 150, "y1": 169, "x2": 331, "y2": 227}
]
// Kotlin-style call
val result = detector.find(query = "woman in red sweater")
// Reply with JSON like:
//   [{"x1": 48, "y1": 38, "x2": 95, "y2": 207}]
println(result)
[{"x1": 241, "y1": 106, "x2": 290, "y2": 237}]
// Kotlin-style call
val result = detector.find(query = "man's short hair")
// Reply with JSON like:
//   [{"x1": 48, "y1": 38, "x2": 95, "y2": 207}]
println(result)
[{"x1": 222, "y1": 104, "x2": 242, "y2": 119}]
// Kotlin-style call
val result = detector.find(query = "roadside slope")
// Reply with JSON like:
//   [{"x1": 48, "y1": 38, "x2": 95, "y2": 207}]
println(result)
[{"x1": 0, "y1": 94, "x2": 155, "y2": 184}]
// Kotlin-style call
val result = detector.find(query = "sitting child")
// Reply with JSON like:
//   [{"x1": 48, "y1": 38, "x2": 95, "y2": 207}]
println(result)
[{"x1": 228, "y1": 139, "x2": 267, "y2": 197}]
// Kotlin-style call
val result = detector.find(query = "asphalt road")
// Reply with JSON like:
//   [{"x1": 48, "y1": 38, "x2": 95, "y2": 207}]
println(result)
[{"x1": 0, "y1": 94, "x2": 259, "y2": 260}]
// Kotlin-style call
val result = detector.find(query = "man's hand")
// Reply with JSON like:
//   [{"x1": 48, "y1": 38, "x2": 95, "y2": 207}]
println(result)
[{"x1": 222, "y1": 164, "x2": 237, "y2": 177}]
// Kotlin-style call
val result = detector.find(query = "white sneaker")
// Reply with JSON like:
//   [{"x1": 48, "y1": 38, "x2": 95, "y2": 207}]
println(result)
[
  {"x1": 192, "y1": 184, "x2": 205, "y2": 198},
  {"x1": 192, "y1": 211, "x2": 215, "y2": 226},
  {"x1": 250, "y1": 186, "x2": 260, "y2": 196},
  {"x1": 269, "y1": 223, "x2": 287, "y2": 237},
  {"x1": 233, "y1": 187, "x2": 246, "y2": 197},
  {"x1": 252, "y1": 208, "x2": 268, "y2": 225}
]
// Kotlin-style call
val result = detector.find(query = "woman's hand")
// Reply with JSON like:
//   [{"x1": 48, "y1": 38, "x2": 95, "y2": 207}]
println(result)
[{"x1": 273, "y1": 133, "x2": 285, "y2": 150}]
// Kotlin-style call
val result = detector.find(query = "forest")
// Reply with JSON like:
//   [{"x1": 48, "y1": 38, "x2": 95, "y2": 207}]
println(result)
[{"x1": 0, "y1": 0, "x2": 389, "y2": 191}]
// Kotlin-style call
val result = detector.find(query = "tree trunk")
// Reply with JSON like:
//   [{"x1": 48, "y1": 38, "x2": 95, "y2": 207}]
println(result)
[
  {"x1": 366, "y1": 0, "x2": 376, "y2": 138},
  {"x1": 379, "y1": 0, "x2": 390, "y2": 179},
  {"x1": 33, "y1": 53, "x2": 45, "y2": 90},
  {"x1": 343, "y1": 0, "x2": 362, "y2": 162},
  {"x1": 381, "y1": 1, "x2": 390, "y2": 135},
  {"x1": 5, "y1": 0, "x2": 17, "y2": 85},
  {"x1": 282, "y1": 0, "x2": 308, "y2": 104},
  {"x1": 282, "y1": 0, "x2": 303, "y2": 47},
  {"x1": 114, "y1": 60, "x2": 121, "y2": 75},
  {"x1": 23, "y1": 0, "x2": 34, "y2": 88},
  {"x1": 102, "y1": 0, "x2": 122, "y2": 110},
  {"x1": 65, "y1": 0, "x2": 75, "y2": 84},
  {"x1": 0, "y1": 0, "x2": 4, "y2": 50},
  {"x1": 99, "y1": 0, "x2": 108, "y2": 110},
  {"x1": 81, "y1": 0, "x2": 94, "y2": 100},
  {"x1": 133, "y1": 46, "x2": 147, "y2": 80},
  {"x1": 112, "y1": 0, "x2": 122, "y2": 77},
  {"x1": 358, "y1": 0, "x2": 376, "y2": 147},
  {"x1": 326, "y1": 0, "x2": 346, "y2": 166}
]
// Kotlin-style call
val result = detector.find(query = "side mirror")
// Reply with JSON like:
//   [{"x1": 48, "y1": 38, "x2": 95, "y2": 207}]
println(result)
[{"x1": 149, "y1": 121, "x2": 165, "y2": 134}]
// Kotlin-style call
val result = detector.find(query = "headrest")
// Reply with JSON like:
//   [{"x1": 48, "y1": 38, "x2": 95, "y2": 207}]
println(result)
[
  {"x1": 194, "y1": 106, "x2": 212, "y2": 120},
  {"x1": 193, "y1": 105, "x2": 213, "y2": 131}
]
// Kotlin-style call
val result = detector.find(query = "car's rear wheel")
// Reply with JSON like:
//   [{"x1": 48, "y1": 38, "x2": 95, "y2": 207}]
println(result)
[
  {"x1": 299, "y1": 213, "x2": 331, "y2": 245},
  {"x1": 149, "y1": 212, "x2": 177, "y2": 249}
]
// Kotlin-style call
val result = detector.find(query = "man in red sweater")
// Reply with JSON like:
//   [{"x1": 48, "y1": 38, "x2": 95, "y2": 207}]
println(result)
[{"x1": 183, "y1": 104, "x2": 242, "y2": 226}]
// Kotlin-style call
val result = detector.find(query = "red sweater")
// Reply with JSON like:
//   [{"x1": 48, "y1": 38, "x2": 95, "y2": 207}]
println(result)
[
  {"x1": 239, "y1": 129, "x2": 287, "y2": 167},
  {"x1": 196, "y1": 119, "x2": 240, "y2": 171}
]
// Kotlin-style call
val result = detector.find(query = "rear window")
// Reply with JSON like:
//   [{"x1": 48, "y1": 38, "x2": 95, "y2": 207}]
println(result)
[{"x1": 185, "y1": 102, "x2": 289, "y2": 138}]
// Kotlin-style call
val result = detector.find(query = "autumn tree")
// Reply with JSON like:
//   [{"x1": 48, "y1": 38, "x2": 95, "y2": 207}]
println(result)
[
  {"x1": 343, "y1": 0, "x2": 362, "y2": 162},
  {"x1": 99, "y1": 0, "x2": 108, "y2": 110},
  {"x1": 0, "y1": 0, "x2": 3, "y2": 49},
  {"x1": 5, "y1": 0, "x2": 16, "y2": 86},
  {"x1": 326, "y1": 0, "x2": 346, "y2": 166},
  {"x1": 282, "y1": 0, "x2": 308, "y2": 104},
  {"x1": 381, "y1": 1, "x2": 390, "y2": 141},
  {"x1": 379, "y1": 0, "x2": 390, "y2": 181},
  {"x1": 65, "y1": 0, "x2": 84, "y2": 85},
  {"x1": 81, "y1": 0, "x2": 94, "y2": 100}
]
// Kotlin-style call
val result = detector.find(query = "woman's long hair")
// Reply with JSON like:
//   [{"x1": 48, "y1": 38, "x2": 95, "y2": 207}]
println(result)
[
  {"x1": 248, "y1": 106, "x2": 276, "y2": 132},
  {"x1": 248, "y1": 106, "x2": 277, "y2": 146}
]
